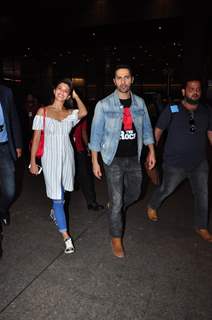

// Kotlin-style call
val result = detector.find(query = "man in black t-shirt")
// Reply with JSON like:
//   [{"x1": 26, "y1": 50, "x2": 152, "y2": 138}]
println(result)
[
  {"x1": 90, "y1": 65, "x2": 156, "y2": 257},
  {"x1": 147, "y1": 79, "x2": 212, "y2": 242},
  {"x1": 115, "y1": 97, "x2": 138, "y2": 157}
]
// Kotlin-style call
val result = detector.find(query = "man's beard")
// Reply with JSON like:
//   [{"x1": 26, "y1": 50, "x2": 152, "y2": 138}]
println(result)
[
  {"x1": 184, "y1": 96, "x2": 200, "y2": 105},
  {"x1": 117, "y1": 84, "x2": 131, "y2": 92}
]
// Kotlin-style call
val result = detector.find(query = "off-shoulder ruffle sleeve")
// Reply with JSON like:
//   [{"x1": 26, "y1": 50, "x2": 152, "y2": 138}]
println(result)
[
  {"x1": 32, "y1": 115, "x2": 45, "y2": 130},
  {"x1": 70, "y1": 109, "x2": 80, "y2": 127}
]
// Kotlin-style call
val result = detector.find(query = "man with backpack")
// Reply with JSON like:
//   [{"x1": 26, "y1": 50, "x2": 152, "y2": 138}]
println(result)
[{"x1": 147, "y1": 78, "x2": 212, "y2": 242}]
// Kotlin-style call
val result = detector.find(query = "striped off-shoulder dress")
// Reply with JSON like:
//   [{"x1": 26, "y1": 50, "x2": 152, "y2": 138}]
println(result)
[{"x1": 32, "y1": 109, "x2": 79, "y2": 200}]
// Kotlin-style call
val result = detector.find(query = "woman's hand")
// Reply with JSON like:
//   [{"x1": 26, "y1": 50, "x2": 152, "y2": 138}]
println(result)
[
  {"x1": 29, "y1": 163, "x2": 41, "y2": 175},
  {"x1": 72, "y1": 89, "x2": 78, "y2": 100},
  {"x1": 72, "y1": 89, "x2": 87, "y2": 119}
]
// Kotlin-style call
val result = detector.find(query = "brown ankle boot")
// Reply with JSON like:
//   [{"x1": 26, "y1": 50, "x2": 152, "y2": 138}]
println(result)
[
  {"x1": 147, "y1": 207, "x2": 158, "y2": 222},
  {"x1": 111, "y1": 237, "x2": 125, "y2": 258},
  {"x1": 196, "y1": 229, "x2": 212, "y2": 242}
]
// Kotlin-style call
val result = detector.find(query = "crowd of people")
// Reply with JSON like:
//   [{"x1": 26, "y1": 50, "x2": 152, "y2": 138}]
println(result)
[{"x1": 1, "y1": 64, "x2": 212, "y2": 258}]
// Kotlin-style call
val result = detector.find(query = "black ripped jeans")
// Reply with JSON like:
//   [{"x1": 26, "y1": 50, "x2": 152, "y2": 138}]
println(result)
[{"x1": 104, "y1": 156, "x2": 142, "y2": 237}]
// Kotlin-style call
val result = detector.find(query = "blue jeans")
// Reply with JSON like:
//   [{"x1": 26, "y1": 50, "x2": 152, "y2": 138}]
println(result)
[
  {"x1": 104, "y1": 156, "x2": 142, "y2": 237},
  {"x1": 52, "y1": 188, "x2": 67, "y2": 233},
  {"x1": 148, "y1": 160, "x2": 209, "y2": 229},
  {"x1": 0, "y1": 143, "x2": 15, "y2": 219}
]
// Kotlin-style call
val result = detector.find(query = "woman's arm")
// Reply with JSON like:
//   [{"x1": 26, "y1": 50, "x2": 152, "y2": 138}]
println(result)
[
  {"x1": 29, "y1": 108, "x2": 44, "y2": 175},
  {"x1": 72, "y1": 90, "x2": 87, "y2": 119},
  {"x1": 29, "y1": 130, "x2": 41, "y2": 174}
]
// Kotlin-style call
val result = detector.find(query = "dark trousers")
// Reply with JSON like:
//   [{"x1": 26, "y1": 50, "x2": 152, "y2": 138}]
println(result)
[
  {"x1": 148, "y1": 160, "x2": 209, "y2": 229},
  {"x1": 0, "y1": 143, "x2": 15, "y2": 219},
  {"x1": 75, "y1": 151, "x2": 96, "y2": 206},
  {"x1": 104, "y1": 156, "x2": 142, "y2": 237}
]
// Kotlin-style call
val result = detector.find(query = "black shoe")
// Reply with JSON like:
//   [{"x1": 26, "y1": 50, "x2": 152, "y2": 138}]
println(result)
[{"x1": 87, "y1": 202, "x2": 104, "y2": 211}]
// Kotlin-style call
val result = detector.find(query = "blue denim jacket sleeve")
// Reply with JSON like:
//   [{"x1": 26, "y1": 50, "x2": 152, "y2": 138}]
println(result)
[
  {"x1": 89, "y1": 92, "x2": 123, "y2": 164},
  {"x1": 132, "y1": 95, "x2": 154, "y2": 146},
  {"x1": 89, "y1": 100, "x2": 105, "y2": 152}
]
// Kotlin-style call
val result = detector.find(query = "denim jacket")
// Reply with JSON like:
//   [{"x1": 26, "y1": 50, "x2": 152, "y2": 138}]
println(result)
[{"x1": 89, "y1": 90, "x2": 154, "y2": 165}]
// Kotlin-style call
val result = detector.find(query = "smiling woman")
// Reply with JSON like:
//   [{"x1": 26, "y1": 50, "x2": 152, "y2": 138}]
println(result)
[{"x1": 29, "y1": 78, "x2": 87, "y2": 254}]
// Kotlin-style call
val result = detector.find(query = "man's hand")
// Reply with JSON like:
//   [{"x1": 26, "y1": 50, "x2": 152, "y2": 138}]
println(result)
[
  {"x1": 207, "y1": 131, "x2": 212, "y2": 145},
  {"x1": 16, "y1": 148, "x2": 22, "y2": 158},
  {"x1": 92, "y1": 162, "x2": 102, "y2": 179},
  {"x1": 91, "y1": 150, "x2": 102, "y2": 179},
  {"x1": 146, "y1": 150, "x2": 156, "y2": 170}
]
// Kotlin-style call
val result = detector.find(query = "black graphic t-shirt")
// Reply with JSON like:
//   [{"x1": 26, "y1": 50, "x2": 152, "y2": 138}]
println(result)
[{"x1": 115, "y1": 98, "x2": 138, "y2": 157}]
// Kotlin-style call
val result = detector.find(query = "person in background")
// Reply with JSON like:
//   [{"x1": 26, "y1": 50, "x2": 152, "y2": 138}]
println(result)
[
  {"x1": 72, "y1": 117, "x2": 104, "y2": 211},
  {"x1": 24, "y1": 94, "x2": 40, "y2": 133},
  {"x1": 0, "y1": 83, "x2": 22, "y2": 255},
  {"x1": 154, "y1": 93, "x2": 164, "y2": 115},
  {"x1": 89, "y1": 64, "x2": 155, "y2": 258},
  {"x1": 22, "y1": 93, "x2": 40, "y2": 161},
  {"x1": 147, "y1": 78, "x2": 212, "y2": 243},
  {"x1": 29, "y1": 78, "x2": 87, "y2": 254}
]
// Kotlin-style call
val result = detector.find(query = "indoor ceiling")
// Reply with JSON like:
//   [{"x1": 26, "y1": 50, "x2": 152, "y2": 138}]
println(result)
[{"x1": 0, "y1": 1, "x2": 211, "y2": 84}]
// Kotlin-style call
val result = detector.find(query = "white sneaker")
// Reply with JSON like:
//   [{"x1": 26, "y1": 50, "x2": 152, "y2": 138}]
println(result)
[{"x1": 64, "y1": 237, "x2": 75, "y2": 254}]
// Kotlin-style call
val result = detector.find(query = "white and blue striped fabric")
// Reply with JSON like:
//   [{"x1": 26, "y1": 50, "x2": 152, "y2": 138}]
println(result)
[{"x1": 32, "y1": 110, "x2": 79, "y2": 199}]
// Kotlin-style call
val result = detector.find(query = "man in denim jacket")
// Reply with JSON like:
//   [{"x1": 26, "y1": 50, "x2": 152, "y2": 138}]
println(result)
[{"x1": 89, "y1": 65, "x2": 156, "y2": 257}]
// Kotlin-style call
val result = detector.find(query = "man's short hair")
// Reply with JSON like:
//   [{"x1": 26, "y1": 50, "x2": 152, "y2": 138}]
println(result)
[
  {"x1": 113, "y1": 64, "x2": 133, "y2": 78},
  {"x1": 181, "y1": 76, "x2": 202, "y2": 90}
]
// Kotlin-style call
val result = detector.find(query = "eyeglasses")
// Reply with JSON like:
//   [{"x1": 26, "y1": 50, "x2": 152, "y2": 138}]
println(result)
[{"x1": 188, "y1": 111, "x2": 197, "y2": 133}]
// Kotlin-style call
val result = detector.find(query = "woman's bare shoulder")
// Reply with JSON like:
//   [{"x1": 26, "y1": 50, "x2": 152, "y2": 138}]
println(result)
[{"x1": 36, "y1": 105, "x2": 50, "y2": 116}]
